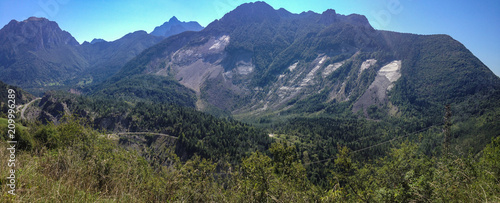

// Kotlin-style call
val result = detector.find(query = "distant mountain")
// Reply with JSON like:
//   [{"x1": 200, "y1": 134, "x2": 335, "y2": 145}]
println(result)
[
  {"x1": 90, "y1": 38, "x2": 106, "y2": 44},
  {"x1": 150, "y1": 16, "x2": 204, "y2": 37},
  {"x1": 0, "y1": 17, "x2": 86, "y2": 91},
  {"x1": 79, "y1": 30, "x2": 164, "y2": 85},
  {"x1": 98, "y1": 1, "x2": 500, "y2": 122},
  {"x1": 0, "y1": 17, "x2": 164, "y2": 94}
]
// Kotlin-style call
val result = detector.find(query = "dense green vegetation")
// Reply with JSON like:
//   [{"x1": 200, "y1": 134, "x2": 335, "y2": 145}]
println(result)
[
  {"x1": 34, "y1": 91, "x2": 270, "y2": 162},
  {"x1": 1, "y1": 112, "x2": 499, "y2": 202},
  {"x1": 1, "y1": 68, "x2": 499, "y2": 202},
  {"x1": 91, "y1": 75, "x2": 197, "y2": 107}
]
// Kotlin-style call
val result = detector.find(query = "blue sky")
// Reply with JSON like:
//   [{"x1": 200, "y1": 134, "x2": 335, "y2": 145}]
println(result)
[{"x1": 1, "y1": 0, "x2": 499, "y2": 76}]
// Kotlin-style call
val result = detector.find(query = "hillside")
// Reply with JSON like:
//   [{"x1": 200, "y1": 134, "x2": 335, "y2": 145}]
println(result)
[
  {"x1": 1, "y1": 90, "x2": 499, "y2": 201},
  {"x1": 0, "y1": 17, "x2": 203, "y2": 94},
  {"x1": 0, "y1": 81, "x2": 35, "y2": 115},
  {"x1": 1, "y1": 1, "x2": 499, "y2": 202},
  {"x1": 0, "y1": 17, "x2": 86, "y2": 92},
  {"x1": 97, "y1": 2, "x2": 500, "y2": 123},
  {"x1": 87, "y1": 3, "x2": 500, "y2": 185}
]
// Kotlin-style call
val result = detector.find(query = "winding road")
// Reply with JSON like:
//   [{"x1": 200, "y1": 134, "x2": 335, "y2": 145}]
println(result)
[
  {"x1": 104, "y1": 132, "x2": 178, "y2": 140},
  {"x1": 15, "y1": 98, "x2": 178, "y2": 141},
  {"x1": 17, "y1": 97, "x2": 41, "y2": 120}
]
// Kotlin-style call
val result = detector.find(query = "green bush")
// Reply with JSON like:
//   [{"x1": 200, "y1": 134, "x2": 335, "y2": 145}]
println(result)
[
  {"x1": 14, "y1": 125, "x2": 33, "y2": 151},
  {"x1": 34, "y1": 124, "x2": 60, "y2": 149}
]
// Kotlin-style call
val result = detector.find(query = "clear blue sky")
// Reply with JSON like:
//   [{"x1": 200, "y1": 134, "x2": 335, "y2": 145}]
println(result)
[{"x1": 1, "y1": 0, "x2": 499, "y2": 76}]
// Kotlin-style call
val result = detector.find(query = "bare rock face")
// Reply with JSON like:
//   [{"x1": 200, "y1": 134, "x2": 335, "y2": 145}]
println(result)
[
  {"x1": 37, "y1": 95, "x2": 70, "y2": 124},
  {"x1": 352, "y1": 60, "x2": 402, "y2": 114},
  {"x1": 146, "y1": 34, "x2": 254, "y2": 111},
  {"x1": 169, "y1": 35, "x2": 231, "y2": 93}
]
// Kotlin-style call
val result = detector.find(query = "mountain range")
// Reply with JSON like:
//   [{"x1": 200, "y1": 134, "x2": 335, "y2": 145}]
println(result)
[
  {"x1": 0, "y1": 16, "x2": 203, "y2": 95},
  {"x1": 1, "y1": 2, "x2": 500, "y2": 201},
  {"x1": 91, "y1": 2, "x2": 500, "y2": 122},
  {"x1": 1, "y1": 1, "x2": 499, "y2": 123}
]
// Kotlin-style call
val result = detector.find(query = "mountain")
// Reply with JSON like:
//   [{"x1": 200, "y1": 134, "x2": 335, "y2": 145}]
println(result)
[
  {"x1": 150, "y1": 16, "x2": 204, "y2": 37},
  {"x1": 2, "y1": 3, "x2": 499, "y2": 201},
  {"x1": 0, "y1": 17, "x2": 165, "y2": 94},
  {"x1": 6, "y1": 3, "x2": 499, "y2": 201},
  {"x1": 0, "y1": 17, "x2": 86, "y2": 91},
  {"x1": 90, "y1": 38, "x2": 106, "y2": 44},
  {"x1": 79, "y1": 31, "x2": 164, "y2": 85},
  {"x1": 97, "y1": 1, "x2": 500, "y2": 123}
]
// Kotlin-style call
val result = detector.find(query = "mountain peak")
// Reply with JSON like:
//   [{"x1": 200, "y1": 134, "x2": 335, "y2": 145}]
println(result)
[
  {"x1": 318, "y1": 9, "x2": 338, "y2": 24},
  {"x1": 150, "y1": 17, "x2": 203, "y2": 37},
  {"x1": 239, "y1": 1, "x2": 273, "y2": 9},
  {"x1": 344, "y1": 14, "x2": 372, "y2": 28},
  {"x1": 169, "y1": 16, "x2": 180, "y2": 23},
  {"x1": 1, "y1": 17, "x2": 79, "y2": 48},
  {"x1": 230, "y1": 1, "x2": 276, "y2": 15},
  {"x1": 323, "y1": 9, "x2": 336, "y2": 16},
  {"x1": 90, "y1": 38, "x2": 107, "y2": 44},
  {"x1": 218, "y1": 1, "x2": 279, "y2": 28},
  {"x1": 24, "y1": 17, "x2": 48, "y2": 22}
]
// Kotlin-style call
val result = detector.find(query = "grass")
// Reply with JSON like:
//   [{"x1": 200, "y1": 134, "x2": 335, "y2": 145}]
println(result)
[{"x1": 0, "y1": 118, "x2": 27, "y2": 131}]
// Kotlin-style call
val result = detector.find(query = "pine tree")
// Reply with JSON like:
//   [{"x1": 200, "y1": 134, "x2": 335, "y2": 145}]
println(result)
[{"x1": 443, "y1": 104, "x2": 452, "y2": 157}]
